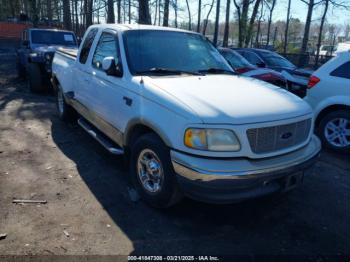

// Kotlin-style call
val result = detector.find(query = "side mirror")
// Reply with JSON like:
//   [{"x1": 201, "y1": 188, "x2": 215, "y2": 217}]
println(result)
[
  {"x1": 102, "y1": 56, "x2": 123, "y2": 77},
  {"x1": 256, "y1": 62, "x2": 266, "y2": 68},
  {"x1": 22, "y1": 40, "x2": 29, "y2": 47}
]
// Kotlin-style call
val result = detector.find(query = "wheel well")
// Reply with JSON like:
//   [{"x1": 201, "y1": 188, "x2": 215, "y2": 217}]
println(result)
[
  {"x1": 316, "y1": 105, "x2": 350, "y2": 128},
  {"x1": 125, "y1": 124, "x2": 160, "y2": 149}
]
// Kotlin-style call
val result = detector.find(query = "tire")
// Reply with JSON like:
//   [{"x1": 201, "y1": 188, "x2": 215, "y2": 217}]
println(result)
[
  {"x1": 16, "y1": 59, "x2": 26, "y2": 79},
  {"x1": 318, "y1": 110, "x2": 350, "y2": 153},
  {"x1": 129, "y1": 133, "x2": 183, "y2": 208},
  {"x1": 27, "y1": 63, "x2": 44, "y2": 93},
  {"x1": 56, "y1": 84, "x2": 77, "y2": 122}
]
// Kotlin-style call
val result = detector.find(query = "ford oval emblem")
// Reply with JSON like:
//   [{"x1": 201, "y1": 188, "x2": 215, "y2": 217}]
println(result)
[{"x1": 281, "y1": 132, "x2": 293, "y2": 140}]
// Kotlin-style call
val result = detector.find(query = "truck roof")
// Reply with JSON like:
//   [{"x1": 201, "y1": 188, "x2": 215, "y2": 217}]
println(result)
[{"x1": 88, "y1": 23, "x2": 199, "y2": 34}]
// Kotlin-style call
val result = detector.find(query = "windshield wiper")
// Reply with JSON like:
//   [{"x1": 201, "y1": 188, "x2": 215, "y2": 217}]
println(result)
[
  {"x1": 199, "y1": 68, "x2": 236, "y2": 75},
  {"x1": 136, "y1": 67, "x2": 203, "y2": 76}
]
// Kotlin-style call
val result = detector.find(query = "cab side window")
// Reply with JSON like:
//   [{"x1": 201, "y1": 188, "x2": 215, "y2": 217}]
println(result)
[
  {"x1": 79, "y1": 28, "x2": 98, "y2": 64},
  {"x1": 92, "y1": 32, "x2": 119, "y2": 69},
  {"x1": 330, "y1": 61, "x2": 350, "y2": 79}
]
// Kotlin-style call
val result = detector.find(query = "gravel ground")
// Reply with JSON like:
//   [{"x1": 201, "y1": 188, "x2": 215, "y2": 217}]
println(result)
[{"x1": 0, "y1": 44, "x2": 350, "y2": 257}]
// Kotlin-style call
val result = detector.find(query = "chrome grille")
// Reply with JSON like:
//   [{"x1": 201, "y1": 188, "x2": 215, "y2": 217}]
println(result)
[{"x1": 247, "y1": 119, "x2": 312, "y2": 154}]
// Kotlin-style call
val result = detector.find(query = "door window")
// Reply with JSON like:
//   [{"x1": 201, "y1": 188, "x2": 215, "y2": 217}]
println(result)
[
  {"x1": 92, "y1": 32, "x2": 119, "y2": 70},
  {"x1": 79, "y1": 28, "x2": 98, "y2": 64},
  {"x1": 241, "y1": 51, "x2": 263, "y2": 65},
  {"x1": 330, "y1": 61, "x2": 350, "y2": 79}
]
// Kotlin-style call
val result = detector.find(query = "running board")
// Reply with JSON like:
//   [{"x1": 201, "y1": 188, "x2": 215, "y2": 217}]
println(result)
[{"x1": 77, "y1": 118, "x2": 124, "y2": 155}]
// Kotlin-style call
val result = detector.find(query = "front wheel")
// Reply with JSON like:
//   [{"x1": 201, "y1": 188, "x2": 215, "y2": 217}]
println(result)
[
  {"x1": 27, "y1": 63, "x2": 44, "y2": 93},
  {"x1": 318, "y1": 110, "x2": 350, "y2": 153},
  {"x1": 130, "y1": 133, "x2": 182, "y2": 208}
]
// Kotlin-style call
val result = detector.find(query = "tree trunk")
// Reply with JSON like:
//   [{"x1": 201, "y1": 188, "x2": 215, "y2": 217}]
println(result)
[
  {"x1": 233, "y1": 0, "x2": 241, "y2": 46},
  {"x1": 196, "y1": 0, "x2": 201, "y2": 33},
  {"x1": 174, "y1": 0, "x2": 178, "y2": 28},
  {"x1": 283, "y1": 0, "x2": 291, "y2": 54},
  {"x1": 47, "y1": 0, "x2": 52, "y2": 21},
  {"x1": 63, "y1": 0, "x2": 72, "y2": 30},
  {"x1": 85, "y1": 0, "x2": 93, "y2": 27},
  {"x1": 117, "y1": 0, "x2": 121, "y2": 23},
  {"x1": 237, "y1": 0, "x2": 250, "y2": 48},
  {"x1": 29, "y1": 0, "x2": 38, "y2": 27},
  {"x1": 299, "y1": 0, "x2": 314, "y2": 66},
  {"x1": 163, "y1": 0, "x2": 169, "y2": 26},
  {"x1": 128, "y1": 0, "x2": 131, "y2": 23},
  {"x1": 185, "y1": 0, "x2": 191, "y2": 30},
  {"x1": 315, "y1": 0, "x2": 329, "y2": 68},
  {"x1": 266, "y1": 0, "x2": 276, "y2": 47},
  {"x1": 245, "y1": 0, "x2": 261, "y2": 47},
  {"x1": 107, "y1": 0, "x2": 115, "y2": 23},
  {"x1": 213, "y1": 0, "x2": 220, "y2": 46},
  {"x1": 255, "y1": 2, "x2": 264, "y2": 47},
  {"x1": 154, "y1": 0, "x2": 158, "y2": 25},
  {"x1": 223, "y1": 0, "x2": 230, "y2": 47},
  {"x1": 138, "y1": 0, "x2": 151, "y2": 24},
  {"x1": 202, "y1": 0, "x2": 214, "y2": 35}
]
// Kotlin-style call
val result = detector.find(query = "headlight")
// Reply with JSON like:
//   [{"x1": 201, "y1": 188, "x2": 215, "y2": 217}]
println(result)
[{"x1": 184, "y1": 128, "x2": 241, "y2": 151}]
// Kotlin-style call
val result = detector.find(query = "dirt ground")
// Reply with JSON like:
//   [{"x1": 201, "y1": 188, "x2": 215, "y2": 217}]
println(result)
[{"x1": 1, "y1": 44, "x2": 350, "y2": 257}]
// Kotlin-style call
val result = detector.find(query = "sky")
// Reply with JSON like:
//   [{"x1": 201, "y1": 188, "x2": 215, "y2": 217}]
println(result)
[{"x1": 273, "y1": 0, "x2": 350, "y2": 25}]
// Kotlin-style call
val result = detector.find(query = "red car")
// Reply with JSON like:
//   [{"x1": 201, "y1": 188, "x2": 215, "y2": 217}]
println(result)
[{"x1": 219, "y1": 48, "x2": 287, "y2": 89}]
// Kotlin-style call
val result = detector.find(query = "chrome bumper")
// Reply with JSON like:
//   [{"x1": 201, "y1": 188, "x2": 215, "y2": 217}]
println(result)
[{"x1": 171, "y1": 135, "x2": 321, "y2": 203}]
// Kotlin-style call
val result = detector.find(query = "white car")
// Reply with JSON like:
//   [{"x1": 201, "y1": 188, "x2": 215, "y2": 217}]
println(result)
[
  {"x1": 305, "y1": 51, "x2": 350, "y2": 152},
  {"x1": 52, "y1": 24, "x2": 320, "y2": 208}
]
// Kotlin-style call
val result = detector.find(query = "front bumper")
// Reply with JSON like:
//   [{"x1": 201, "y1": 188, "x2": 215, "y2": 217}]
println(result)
[{"x1": 171, "y1": 135, "x2": 321, "y2": 203}]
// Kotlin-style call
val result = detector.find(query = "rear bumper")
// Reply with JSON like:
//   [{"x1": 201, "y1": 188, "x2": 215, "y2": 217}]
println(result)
[{"x1": 171, "y1": 135, "x2": 321, "y2": 203}]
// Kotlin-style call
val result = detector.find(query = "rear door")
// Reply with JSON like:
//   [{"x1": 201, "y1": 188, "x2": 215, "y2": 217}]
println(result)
[{"x1": 74, "y1": 28, "x2": 99, "y2": 108}]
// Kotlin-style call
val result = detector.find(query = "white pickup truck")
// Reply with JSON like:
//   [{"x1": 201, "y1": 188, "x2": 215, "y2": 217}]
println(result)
[{"x1": 52, "y1": 24, "x2": 321, "y2": 208}]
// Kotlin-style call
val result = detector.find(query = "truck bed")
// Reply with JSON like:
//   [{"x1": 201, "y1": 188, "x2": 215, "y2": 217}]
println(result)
[{"x1": 56, "y1": 47, "x2": 78, "y2": 59}]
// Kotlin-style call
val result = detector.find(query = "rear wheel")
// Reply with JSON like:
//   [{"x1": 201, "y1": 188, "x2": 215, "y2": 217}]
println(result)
[
  {"x1": 27, "y1": 63, "x2": 44, "y2": 93},
  {"x1": 318, "y1": 110, "x2": 350, "y2": 153},
  {"x1": 130, "y1": 133, "x2": 182, "y2": 208},
  {"x1": 56, "y1": 84, "x2": 76, "y2": 122}
]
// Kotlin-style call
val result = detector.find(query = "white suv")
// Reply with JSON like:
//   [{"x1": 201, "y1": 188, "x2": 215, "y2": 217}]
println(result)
[{"x1": 305, "y1": 52, "x2": 350, "y2": 152}]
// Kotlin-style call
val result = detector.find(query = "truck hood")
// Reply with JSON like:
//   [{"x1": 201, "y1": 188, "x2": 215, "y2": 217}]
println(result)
[{"x1": 146, "y1": 74, "x2": 312, "y2": 124}]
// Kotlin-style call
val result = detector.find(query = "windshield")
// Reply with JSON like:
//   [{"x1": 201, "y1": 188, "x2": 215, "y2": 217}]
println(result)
[
  {"x1": 31, "y1": 30, "x2": 77, "y2": 46},
  {"x1": 259, "y1": 52, "x2": 295, "y2": 68},
  {"x1": 220, "y1": 49, "x2": 253, "y2": 69},
  {"x1": 123, "y1": 30, "x2": 232, "y2": 75}
]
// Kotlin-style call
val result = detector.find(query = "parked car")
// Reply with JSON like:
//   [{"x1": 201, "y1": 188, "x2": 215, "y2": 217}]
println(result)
[
  {"x1": 334, "y1": 42, "x2": 350, "y2": 56},
  {"x1": 218, "y1": 48, "x2": 287, "y2": 89},
  {"x1": 234, "y1": 48, "x2": 312, "y2": 98},
  {"x1": 305, "y1": 51, "x2": 350, "y2": 153},
  {"x1": 52, "y1": 24, "x2": 321, "y2": 208},
  {"x1": 316, "y1": 45, "x2": 335, "y2": 56},
  {"x1": 16, "y1": 28, "x2": 78, "y2": 92}
]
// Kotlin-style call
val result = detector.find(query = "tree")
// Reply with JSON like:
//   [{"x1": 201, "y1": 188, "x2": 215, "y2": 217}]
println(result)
[
  {"x1": 196, "y1": 0, "x2": 202, "y2": 32},
  {"x1": 315, "y1": 0, "x2": 329, "y2": 67},
  {"x1": 107, "y1": 0, "x2": 115, "y2": 23},
  {"x1": 86, "y1": 0, "x2": 93, "y2": 27},
  {"x1": 265, "y1": 0, "x2": 276, "y2": 47},
  {"x1": 185, "y1": 0, "x2": 192, "y2": 30},
  {"x1": 233, "y1": 0, "x2": 250, "y2": 47},
  {"x1": 139, "y1": 0, "x2": 151, "y2": 24},
  {"x1": 163, "y1": 0, "x2": 170, "y2": 26},
  {"x1": 299, "y1": 0, "x2": 319, "y2": 65},
  {"x1": 202, "y1": 0, "x2": 215, "y2": 35},
  {"x1": 213, "y1": 0, "x2": 221, "y2": 46},
  {"x1": 117, "y1": 0, "x2": 122, "y2": 23},
  {"x1": 245, "y1": 0, "x2": 262, "y2": 47},
  {"x1": 63, "y1": 0, "x2": 72, "y2": 30},
  {"x1": 223, "y1": 0, "x2": 231, "y2": 47},
  {"x1": 283, "y1": 0, "x2": 291, "y2": 54}
]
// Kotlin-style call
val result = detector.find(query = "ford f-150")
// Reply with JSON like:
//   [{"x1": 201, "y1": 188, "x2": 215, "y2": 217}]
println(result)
[{"x1": 52, "y1": 24, "x2": 321, "y2": 208}]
